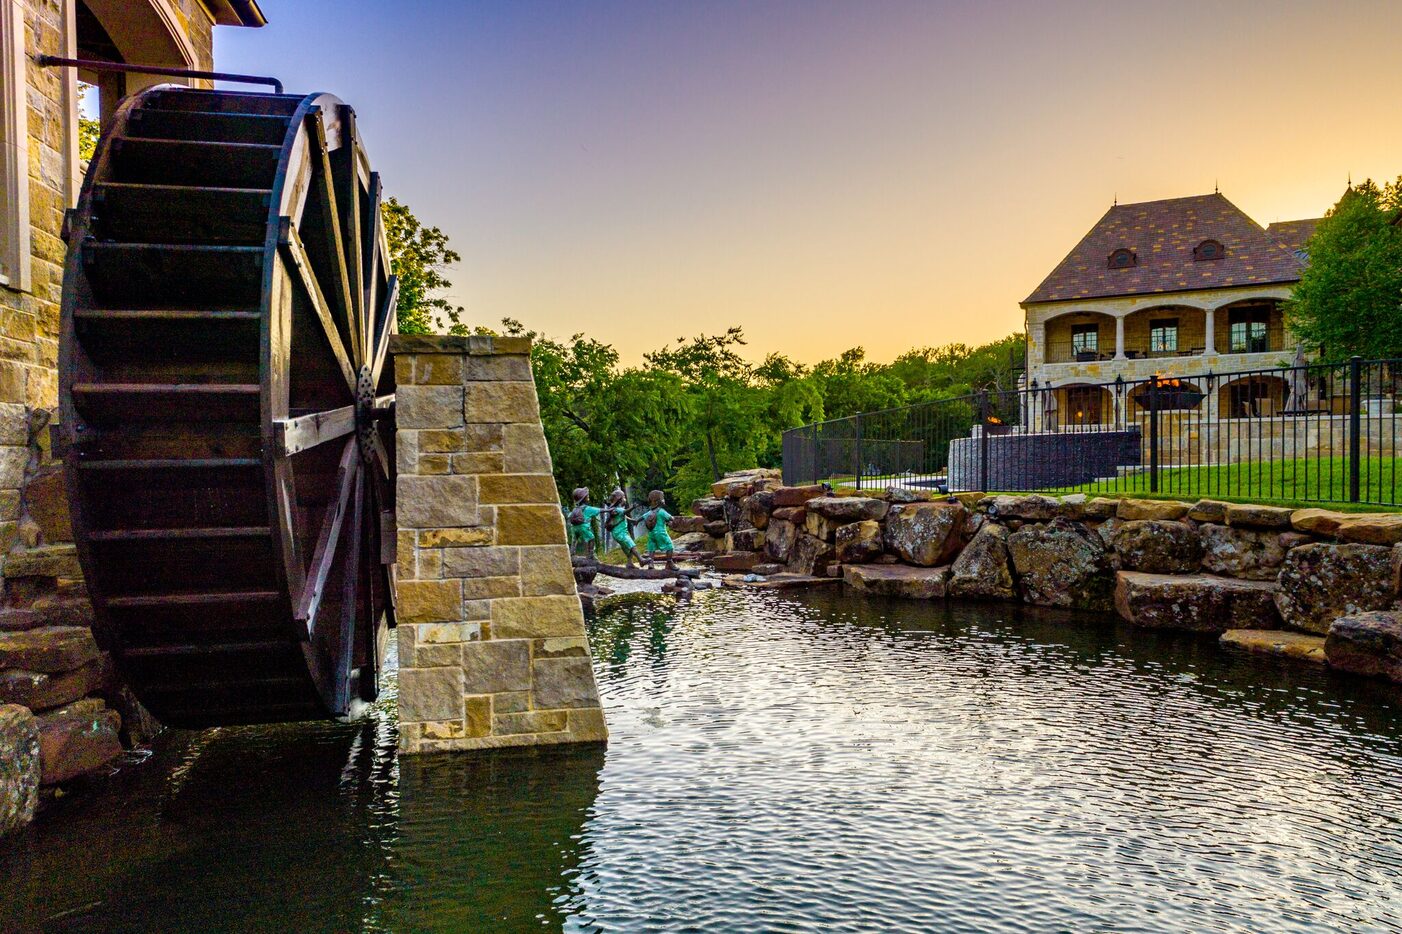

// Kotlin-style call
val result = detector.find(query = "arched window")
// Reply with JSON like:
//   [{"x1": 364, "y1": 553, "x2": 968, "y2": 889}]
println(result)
[
  {"x1": 1194, "y1": 239, "x2": 1225, "y2": 261},
  {"x1": 1107, "y1": 248, "x2": 1137, "y2": 269}
]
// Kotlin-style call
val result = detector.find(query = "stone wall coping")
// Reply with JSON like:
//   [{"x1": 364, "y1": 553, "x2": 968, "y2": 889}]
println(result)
[{"x1": 390, "y1": 334, "x2": 532, "y2": 356}]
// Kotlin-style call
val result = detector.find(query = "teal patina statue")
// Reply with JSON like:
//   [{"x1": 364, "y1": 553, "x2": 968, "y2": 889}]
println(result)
[
  {"x1": 642, "y1": 489, "x2": 677, "y2": 570},
  {"x1": 602, "y1": 488, "x2": 646, "y2": 568},
  {"x1": 566, "y1": 487, "x2": 603, "y2": 558}
]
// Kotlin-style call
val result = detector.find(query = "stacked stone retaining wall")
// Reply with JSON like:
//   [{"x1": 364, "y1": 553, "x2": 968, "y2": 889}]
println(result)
[{"x1": 697, "y1": 469, "x2": 1402, "y2": 685}]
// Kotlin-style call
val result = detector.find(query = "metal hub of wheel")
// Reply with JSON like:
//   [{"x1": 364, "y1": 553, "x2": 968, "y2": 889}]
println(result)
[{"x1": 59, "y1": 86, "x2": 399, "y2": 727}]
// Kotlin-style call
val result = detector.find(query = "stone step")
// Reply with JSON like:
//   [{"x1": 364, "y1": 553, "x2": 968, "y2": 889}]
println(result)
[
  {"x1": 843, "y1": 564, "x2": 950, "y2": 599},
  {"x1": 1114, "y1": 571, "x2": 1279, "y2": 633},
  {"x1": 0, "y1": 626, "x2": 101, "y2": 673},
  {"x1": 1220, "y1": 629, "x2": 1326, "y2": 663}
]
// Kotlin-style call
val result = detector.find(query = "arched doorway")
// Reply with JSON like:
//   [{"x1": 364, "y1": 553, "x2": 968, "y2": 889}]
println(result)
[
  {"x1": 1218, "y1": 375, "x2": 1289, "y2": 418},
  {"x1": 1055, "y1": 383, "x2": 1113, "y2": 426}
]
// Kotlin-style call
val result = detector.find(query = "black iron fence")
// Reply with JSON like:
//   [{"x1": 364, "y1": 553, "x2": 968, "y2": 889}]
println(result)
[{"x1": 781, "y1": 357, "x2": 1402, "y2": 507}]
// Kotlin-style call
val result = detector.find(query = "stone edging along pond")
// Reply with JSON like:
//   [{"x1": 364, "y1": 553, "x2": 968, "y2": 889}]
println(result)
[{"x1": 679, "y1": 470, "x2": 1402, "y2": 686}]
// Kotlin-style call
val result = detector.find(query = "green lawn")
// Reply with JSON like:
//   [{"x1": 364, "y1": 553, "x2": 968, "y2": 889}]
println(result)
[
  {"x1": 814, "y1": 457, "x2": 1402, "y2": 512},
  {"x1": 1051, "y1": 456, "x2": 1402, "y2": 511}
]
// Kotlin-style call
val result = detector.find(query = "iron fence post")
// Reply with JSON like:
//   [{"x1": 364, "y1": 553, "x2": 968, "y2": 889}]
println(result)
[
  {"x1": 1149, "y1": 378, "x2": 1160, "y2": 493},
  {"x1": 854, "y1": 414, "x2": 864, "y2": 490},
  {"x1": 812, "y1": 422, "x2": 821, "y2": 485},
  {"x1": 978, "y1": 391, "x2": 990, "y2": 493},
  {"x1": 1350, "y1": 355, "x2": 1362, "y2": 502}
]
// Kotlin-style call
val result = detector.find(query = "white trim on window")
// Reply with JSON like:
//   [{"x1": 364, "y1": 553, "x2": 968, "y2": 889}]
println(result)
[{"x1": 0, "y1": 0, "x2": 30, "y2": 293}]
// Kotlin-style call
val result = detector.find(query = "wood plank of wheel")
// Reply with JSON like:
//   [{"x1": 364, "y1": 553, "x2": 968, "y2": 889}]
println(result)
[{"x1": 59, "y1": 86, "x2": 399, "y2": 727}]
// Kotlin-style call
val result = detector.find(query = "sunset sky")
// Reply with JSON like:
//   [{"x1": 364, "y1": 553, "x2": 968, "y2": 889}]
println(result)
[{"x1": 217, "y1": 1, "x2": 1402, "y2": 366}]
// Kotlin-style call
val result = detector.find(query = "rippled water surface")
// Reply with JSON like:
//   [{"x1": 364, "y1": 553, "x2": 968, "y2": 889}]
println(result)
[{"x1": 4, "y1": 589, "x2": 1402, "y2": 932}]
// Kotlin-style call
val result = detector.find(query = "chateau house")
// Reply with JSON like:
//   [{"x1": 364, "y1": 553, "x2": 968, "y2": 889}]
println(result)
[{"x1": 1021, "y1": 193, "x2": 1320, "y2": 425}]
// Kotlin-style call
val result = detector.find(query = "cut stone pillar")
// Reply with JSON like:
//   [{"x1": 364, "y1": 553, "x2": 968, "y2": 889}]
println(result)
[
  {"x1": 1114, "y1": 315, "x2": 1126, "y2": 360},
  {"x1": 390, "y1": 334, "x2": 607, "y2": 754},
  {"x1": 1204, "y1": 307, "x2": 1216, "y2": 355}
]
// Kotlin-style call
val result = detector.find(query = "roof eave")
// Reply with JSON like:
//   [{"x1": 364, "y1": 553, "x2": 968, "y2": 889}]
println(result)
[
  {"x1": 204, "y1": 0, "x2": 267, "y2": 27},
  {"x1": 1022, "y1": 275, "x2": 1303, "y2": 308}
]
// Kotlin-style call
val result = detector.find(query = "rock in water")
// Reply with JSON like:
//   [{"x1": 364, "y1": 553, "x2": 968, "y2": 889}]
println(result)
[
  {"x1": 38, "y1": 708, "x2": 122, "y2": 785},
  {"x1": 0, "y1": 705, "x2": 38, "y2": 836},
  {"x1": 948, "y1": 523, "x2": 1015, "y2": 600},
  {"x1": 1112, "y1": 520, "x2": 1202, "y2": 574},
  {"x1": 883, "y1": 502, "x2": 966, "y2": 567},
  {"x1": 835, "y1": 520, "x2": 884, "y2": 564},
  {"x1": 1115, "y1": 572, "x2": 1280, "y2": 632},
  {"x1": 1221, "y1": 629, "x2": 1326, "y2": 663},
  {"x1": 1274, "y1": 543, "x2": 1395, "y2": 635},
  {"x1": 1326, "y1": 611, "x2": 1402, "y2": 681},
  {"x1": 843, "y1": 564, "x2": 950, "y2": 599},
  {"x1": 1008, "y1": 518, "x2": 1114, "y2": 611},
  {"x1": 1198, "y1": 524, "x2": 1286, "y2": 581}
]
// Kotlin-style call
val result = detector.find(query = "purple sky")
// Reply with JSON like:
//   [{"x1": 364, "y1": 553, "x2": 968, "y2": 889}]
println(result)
[{"x1": 217, "y1": 1, "x2": 1402, "y2": 364}]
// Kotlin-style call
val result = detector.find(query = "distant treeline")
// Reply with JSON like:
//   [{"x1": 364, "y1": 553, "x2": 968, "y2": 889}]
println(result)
[{"x1": 496, "y1": 320, "x2": 1024, "y2": 508}]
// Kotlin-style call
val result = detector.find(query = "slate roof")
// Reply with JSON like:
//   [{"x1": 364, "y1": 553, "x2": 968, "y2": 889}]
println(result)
[
  {"x1": 1023, "y1": 193, "x2": 1307, "y2": 305},
  {"x1": 1265, "y1": 217, "x2": 1322, "y2": 255}
]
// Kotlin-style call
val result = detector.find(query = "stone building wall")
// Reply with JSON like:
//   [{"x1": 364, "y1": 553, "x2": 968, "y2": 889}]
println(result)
[{"x1": 392, "y1": 334, "x2": 607, "y2": 754}]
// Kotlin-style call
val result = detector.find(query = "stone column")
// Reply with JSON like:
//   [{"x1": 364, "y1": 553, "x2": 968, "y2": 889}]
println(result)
[
  {"x1": 1204, "y1": 307, "x2": 1216, "y2": 355},
  {"x1": 1114, "y1": 315, "x2": 1126, "y2": 360},
  {"x1": 391, "y1": 334, "x2": 607, "y2": 754}
]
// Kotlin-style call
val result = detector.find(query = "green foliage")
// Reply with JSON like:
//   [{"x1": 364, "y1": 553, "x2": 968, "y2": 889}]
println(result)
[
  {"x1": 1287, "y1": 179, "x2": 1402, "y2": 362},
  {"x1": 505, "y1": 320, "x2": 1022, "y2": 511},
  {"x1": 78, "y1": 83, "x2": 99, "y2": 162},
  {"x1": 383, "y1": 197, "x2": 468, "y2": 335}
]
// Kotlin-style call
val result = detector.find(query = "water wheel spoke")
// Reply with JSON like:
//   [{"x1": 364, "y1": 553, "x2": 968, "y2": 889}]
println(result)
[
  {"x1": 274, "y1": 403, "x2": 357, "y2": 457},
  {"x1": 333, "y1": 465, "x2": 365, "y2": 710},
  {"x1": 278, "y1": 217, "x2": 356, "y2": 393},
  {"x1": 307, "y1": 108, "x2": 360, "y2": 365},
  {"x1": 361, "y1": 171, "x2": 382, "y2": 357},
  {"x1": 334, "y1": 106, "x2": 365, "y2": 365},
  {"x1": 370, "y1": 276, "x2": 399, "y2": 387},
  {"x1": 296, "y1": 437, "x2": 360, "y2": 634}
]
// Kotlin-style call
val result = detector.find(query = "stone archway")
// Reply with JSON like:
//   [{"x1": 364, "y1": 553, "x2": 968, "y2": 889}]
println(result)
[{"x1": 1218, "y1": 375, "x2": 1289, "y2": 419}]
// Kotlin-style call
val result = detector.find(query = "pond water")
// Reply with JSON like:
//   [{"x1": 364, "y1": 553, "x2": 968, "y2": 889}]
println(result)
[{"x1": 4, "y1": 589, "x2": 1402, "y2": 932}]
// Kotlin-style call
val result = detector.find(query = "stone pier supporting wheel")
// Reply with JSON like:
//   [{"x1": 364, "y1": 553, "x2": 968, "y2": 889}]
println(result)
[{"x1": 58, "y1": 86, "x2": 399, "y2": 727}]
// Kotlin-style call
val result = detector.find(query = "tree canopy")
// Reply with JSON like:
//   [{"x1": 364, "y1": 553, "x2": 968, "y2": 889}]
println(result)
[
  {"x1": 1287, "y1": 179, "x2": 1402, "y2": 362},
  {"x1": 384, "y1": 197, "x2": 468, "y2": 335}
]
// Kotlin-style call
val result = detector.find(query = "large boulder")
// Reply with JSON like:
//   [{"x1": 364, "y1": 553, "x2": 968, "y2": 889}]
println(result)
[
  {"x1": 1225, "y1": 503, "x2": 1294, "y2": 530},
  {"x1": 1112, "y1": 520, "x2": 1202, "y2": 574},
  {"x1": 771, "y1": 485, "x2": 825, "y2": 508},
  {"x1": 691, "y1": 497, "x2": 727, "y2": 522},
  {"x1": 803, "y1": 511, "x2": 843, "y2": 542},
  {"x1": 1291, "y1": 508, "x2": 1350, "y2": 537},
  {"x1": 764, "y1": 519, "x2": 800, "y2": 564},
  {"x1": 0, "y1": 626, "x2": 100, "y2": 673},
  {"x1": 1117, "y1": 499, "x2": 1189, "y2": 521},
  {"x1": 806, "y1": 496, "x2": 888, "y2": 523},
  {"x1": 1007, "y1": 519, "x2": 1114, "y2": 611},
  {"x1": 770, "y1": 506, "x2": 806, "y2": 524},
  {"x1": 727, "y1": 528, "x2": 765, "y2": 552},
  {"x1": 1114, "y1": 571, "x2": 1280, "y2": 632},
  {"x1": 1198, "y1": 524, "x2": 1287, "y2": 581},
  {"x1": 789, "y1": 534, "x2": 836, "y2": 576},
  {"x1": 835, "y1": 521, "x2": 884, "y2": 564},
  {"x1": 1326, "y1": 611, "x2": 1402, "y2": 682},
  {"x1": 1187, "y1": 499, "x2": 1230, "y2": 523},
  {"x1": 1274, "y1": 543, "x2": 1395, "y2": 635},
  {"x1": 0, "y1": 705, "x2": 38, "y2": 836},
  {"x1": 982, "y1": 494, "x2": 1062, "y2": 521},
  {"x1": 948, "y1": 523, "x2": 1015, "y2": 601},
  {"x1": 672, "y1": 531, "x2": 718, "y2": 553},
  {"x1": 741, "y1": 491, "x2": 774, "y2": 530},
  {"x1": 668, "y1": 515, "x2": 707, "y2": 535},
  {"x1": 883, "y1": 502, "x2": 966, "y2": 567},
  {"x1": 37, "y1": 707, "x2": 123, "y2": 785},
  {"x1": 1335, "y1": 514, "x2": 1402, "y2": 546},
  {"x1": 1084, "y1": 497, "x2": 1120, "y2": 520},
  {"x1": 843, "y1": 564, "x2": 949, "y2": 600},
  {"x1": 0, "y1": 654, "x2": 112, "y2": 711}
]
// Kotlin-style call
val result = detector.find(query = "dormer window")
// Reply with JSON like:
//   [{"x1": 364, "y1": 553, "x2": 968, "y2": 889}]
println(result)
[
  {"x1": 1194, "y1": 239, "x2": 1225, "y2": 261},
  {"x1": 1108, "y1": 248, "x2": 1137, "y2": 269}
]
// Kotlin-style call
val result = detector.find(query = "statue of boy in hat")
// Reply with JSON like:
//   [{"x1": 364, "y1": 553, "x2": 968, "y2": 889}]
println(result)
[
  {"x1": 641, "y1": 490, "x2": 677, "y2": 570},
  {"x1": 601, "y1": 487, "x2": 646, "y2": 568},
  {"x1": 566, "y1": 487, "x2": 603, "y2": 558}
]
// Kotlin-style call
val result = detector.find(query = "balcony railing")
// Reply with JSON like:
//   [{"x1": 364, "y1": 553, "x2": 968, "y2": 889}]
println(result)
[{"x1": 1043, "y1": 333, "x2": 1288, "y2": 364}]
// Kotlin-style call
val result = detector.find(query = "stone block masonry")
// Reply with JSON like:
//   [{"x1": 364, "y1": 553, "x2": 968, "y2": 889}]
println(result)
[{"x1": 391, "y1": 334, "x2": 607, "y2": 754}]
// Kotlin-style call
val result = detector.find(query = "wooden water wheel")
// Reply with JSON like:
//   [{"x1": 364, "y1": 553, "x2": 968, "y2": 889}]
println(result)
[{"x1": 59, "y1": 86, "x2": 398, "y2": 727}]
